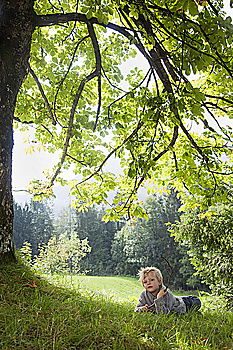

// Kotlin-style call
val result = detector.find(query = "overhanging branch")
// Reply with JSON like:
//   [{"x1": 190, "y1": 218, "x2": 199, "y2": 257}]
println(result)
[
  {"x1": 77, "y1": 120, "x2": 144, "y2": 185},
  {"x1": 114, "y1": 125, "x2": 179, "y2": 216},
  {"x1": 53, "y1": 34, "x2": 89, "y2": 123},
  {"x1": 49, "y1": 22, "x2": 103, "y2": 187},
  {"x1": 27, "y1": 63, "x2": 56, "y2": 125}
]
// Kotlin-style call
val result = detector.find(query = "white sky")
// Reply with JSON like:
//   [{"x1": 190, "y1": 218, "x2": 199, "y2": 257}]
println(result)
[
  {"x1": 12, "y1": 1, "x2": 233, "y2": 207},
  {"x1": 12, "y1": 130, "x2": 56, "y2": 189}
]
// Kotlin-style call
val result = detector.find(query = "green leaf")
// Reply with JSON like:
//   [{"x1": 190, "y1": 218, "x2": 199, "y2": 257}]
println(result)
[{"x1": 188, "y1": 0, "x2": 199, "y2": 16}]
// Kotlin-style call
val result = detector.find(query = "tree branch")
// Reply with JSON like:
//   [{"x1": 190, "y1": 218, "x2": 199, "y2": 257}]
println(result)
[
  {"x1": 35, "y1": 13, "x2": 165, "y2": 87},
  {"x1": 49, "y1": 22, "x2": 103, "y2": 187},
  {"x1": 145, "y1": 7, "x2": 231, "y2": 74},
  {"x1": 102, "y1": 67, "x2": 127, "y2": 93},
  {"x1": 53, "y1": 34, "x2": 89, "y2": 122},
  {"x1": 179, "y1": 120, "x2": 209, "y2": 163},
  {"x1": 205, "y1": 94, "x2": 233, "y2": 106},
  {"x1": 119, "y1": 7, "x2": 175, "y2": 92},
  {"x1": 131, "y1": 8, "x2": 182, "y2": 84},
  {"x1": 67, "y1": 153, "x2": 88, "y2": 166},
  {"x1": 27, "y1": 63, "x2": 56, "y2": 125},
  {"x1": 77, "y1": 120, "x2": 144, "y2": 185},
  {"x1": 113, "y1": 125, "x2": 179, "y2": 216},
  {"x1": 152, "y1": 125, "x2": 178, "y2": 162},
  {"x1": 107, "y1": 69, "x2": 152, "y2": 125},
  {"x1": 13, "y1": 116, "x2": 34, "y2": 124},
  {"x1": 206, "y1": 0, "x2": 219, "y2": 16},
  {"x1": 203, "y1": 104, "x2": 233, "y2": 142}
]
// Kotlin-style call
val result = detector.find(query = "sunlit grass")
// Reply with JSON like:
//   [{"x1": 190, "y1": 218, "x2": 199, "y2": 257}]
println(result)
[
  {"x1": 46, "y1": 274, "x2": 203, "y2": 305},
  {"x1": 0, "y1": 261, "x2": 232, "y2": 349},
  {"x1": 47, "y1": 274, "x2": 143, "y2": 303}
]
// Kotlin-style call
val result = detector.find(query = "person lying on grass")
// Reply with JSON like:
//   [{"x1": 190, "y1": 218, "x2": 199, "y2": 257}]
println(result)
[{"x1": 135, "y1": 266, "x2": 201, "y2": 314}]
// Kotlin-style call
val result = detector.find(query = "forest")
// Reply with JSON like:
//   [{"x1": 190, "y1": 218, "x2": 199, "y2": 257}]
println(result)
[{"x1": 13, "y1": 189, "x2": 231, "y2": 304}]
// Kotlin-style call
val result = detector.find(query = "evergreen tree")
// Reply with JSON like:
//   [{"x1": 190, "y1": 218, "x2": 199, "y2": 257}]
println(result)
[
  {"x1": 13, "y1": 202, "x2": 34, "y2": 251},
  {"x1": 75, "y1": 206, "x2": 117, "y2": 275},
  {"x1": 30, "y1": 200, "x2": 54, "y2": 254},
  {"x1": 13, "y1": 200, "x2": 54, "y2": 255}
]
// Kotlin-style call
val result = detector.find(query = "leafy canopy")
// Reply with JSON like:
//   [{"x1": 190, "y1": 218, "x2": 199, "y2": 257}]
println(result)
[{"x1": 15, "y1": 0, "x2": 233, "y2": 220}]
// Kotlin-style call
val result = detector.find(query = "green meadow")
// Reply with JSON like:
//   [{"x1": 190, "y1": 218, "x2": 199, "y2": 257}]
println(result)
[{"x1": 0, "y1": 262, "x2": 232, "y2": 349}]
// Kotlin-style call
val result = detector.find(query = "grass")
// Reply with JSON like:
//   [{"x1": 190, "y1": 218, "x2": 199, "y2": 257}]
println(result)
[
  {"x1": 0, "y1": 262, "x2": 232, "y2": 350},
  {"x1": 47, "y1": 274, "x2": 198, "y2": 303}
]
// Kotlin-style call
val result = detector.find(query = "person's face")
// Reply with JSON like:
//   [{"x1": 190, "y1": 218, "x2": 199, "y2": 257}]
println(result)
[{"x1": 142, "y1": 271, "x2": 161, "y2": 295}]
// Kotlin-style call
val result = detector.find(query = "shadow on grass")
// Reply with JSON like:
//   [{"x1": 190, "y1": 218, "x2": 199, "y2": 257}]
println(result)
[{"x1": 0, "y1": 261, "x2": 232, "y2": 350}]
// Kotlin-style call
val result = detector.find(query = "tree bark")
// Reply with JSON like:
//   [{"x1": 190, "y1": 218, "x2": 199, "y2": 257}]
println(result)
[{"x1": 0, "y1": 0, "x2": 35, "y2": 261}]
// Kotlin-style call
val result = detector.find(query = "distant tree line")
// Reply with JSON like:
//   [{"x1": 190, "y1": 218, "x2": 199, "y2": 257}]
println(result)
[
  {"x1": 13, "y1": 200, "x2": 54, "y2": 255},
  {"x1": 13, "y1": 193, "x2": 203, "y2": 290}
]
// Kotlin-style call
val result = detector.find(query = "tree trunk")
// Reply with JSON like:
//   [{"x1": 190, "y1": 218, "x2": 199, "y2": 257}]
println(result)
[{"x1": 0, "y1": 0, "x2": 35, "y2": 261}]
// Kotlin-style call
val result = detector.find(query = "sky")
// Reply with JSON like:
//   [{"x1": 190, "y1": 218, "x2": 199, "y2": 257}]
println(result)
[
  {"x1": 12, "y1": 130, "x2": 74, "y2": 213},
  {"x1": 12, "y1": 1, "x2": 233, "y2": 212}
]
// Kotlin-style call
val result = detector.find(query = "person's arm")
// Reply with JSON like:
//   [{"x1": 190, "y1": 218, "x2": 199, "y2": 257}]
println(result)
[
  {"x1": 134, "y1": 292, "x2": 147, "y2": 312},
  {"x1": 135, "y1": 304, "x2": 150, "y2": 312},
  {"x1": 134, "y1": 291, "x2": 154, "y2": 312},
  {"x1": 153, "y1": 289, "x2": 175, "y2": 314}
]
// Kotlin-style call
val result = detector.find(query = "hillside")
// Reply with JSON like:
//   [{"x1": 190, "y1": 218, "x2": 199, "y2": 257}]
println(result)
[{"x1": 0, "y1": 261, "x2": 232, "y2": 349}]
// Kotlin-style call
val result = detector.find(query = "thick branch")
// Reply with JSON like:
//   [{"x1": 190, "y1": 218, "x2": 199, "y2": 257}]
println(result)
[
  {"x1": 35, "y1": 13, "x2": 162, "y2": 83},
  {"x1": 35, "y1": 9, "x2": 231, "y2": 80},
  {"x1": 49, "y1": 22, "x2": 102, "y2": 187},
  {"x1": 130, "y1": 8, "x2": 181, "y2": 84},
  {"x1": 13, "y1": 116, "x2": 34, "y2": 124},
  {"x1": 119, "y1": 7, "x2": 175, "y2": 92},
  {"x1": 35, "y1": 13, "x2": 90, "y2": 27}
]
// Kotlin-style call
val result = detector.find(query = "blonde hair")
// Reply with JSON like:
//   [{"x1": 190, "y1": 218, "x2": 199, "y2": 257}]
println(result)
[{"x1": 138, "y1": 267, "x2": 163, "y2": 285}]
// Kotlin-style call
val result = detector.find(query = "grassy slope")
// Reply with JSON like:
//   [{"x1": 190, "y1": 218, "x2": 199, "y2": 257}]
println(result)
[
  {"x1": 0, "y1": 262, "x2": 232, "y2": 350},
  {"x1": 48, "y1": 275, "x2": 197, "y2": 303}
]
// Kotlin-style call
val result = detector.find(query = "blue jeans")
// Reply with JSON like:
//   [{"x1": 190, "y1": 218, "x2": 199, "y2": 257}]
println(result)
[{"x1": 181, "y1": 296, "x2": 201, "y2": 312}]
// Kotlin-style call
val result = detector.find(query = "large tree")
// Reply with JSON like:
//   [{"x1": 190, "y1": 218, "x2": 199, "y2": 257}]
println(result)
[{"x1": 0, "y1": 0, "x2": 232, "y2": 261}]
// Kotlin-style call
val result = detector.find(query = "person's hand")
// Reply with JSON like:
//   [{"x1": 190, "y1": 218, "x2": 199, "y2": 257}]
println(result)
[
  {"x1": 138, "y1": 304, "x2": 150, "y2": 312},
  {"x1": 156, "y1": 288, "x2": 167, "y2": 299}
]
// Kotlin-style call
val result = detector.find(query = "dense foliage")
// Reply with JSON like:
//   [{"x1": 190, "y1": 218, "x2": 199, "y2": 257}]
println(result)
[
  {"x1": 112, "y1": 191, "x2": 203, "y2": 289},
  {"x1": 170, "y1": 204, "x2": 233, "y2": 307},
  {"x1": 1, "y1": 0, "x2": 233, "y2": 268},
  {"x1": 13, "y1": 0, "x2": 233, "y2": 222}
]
